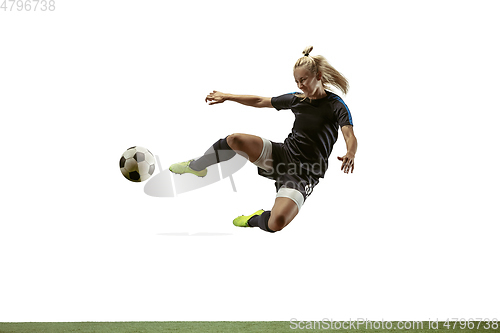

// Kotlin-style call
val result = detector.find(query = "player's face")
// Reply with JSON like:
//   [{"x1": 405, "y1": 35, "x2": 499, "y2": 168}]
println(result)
[{"x1": 294, "y1": 66, "x2": 322, "y2": 98}]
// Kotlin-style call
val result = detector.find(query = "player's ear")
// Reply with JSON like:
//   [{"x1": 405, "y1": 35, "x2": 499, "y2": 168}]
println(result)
[{"x1": 316, "y1": 71, "x2": 322, "y2": 81}]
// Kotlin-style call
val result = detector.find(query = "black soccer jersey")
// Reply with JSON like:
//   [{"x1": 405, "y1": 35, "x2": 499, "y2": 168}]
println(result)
[{"x1": 271, "y1": 90, "x2": 353, "y2": 178}]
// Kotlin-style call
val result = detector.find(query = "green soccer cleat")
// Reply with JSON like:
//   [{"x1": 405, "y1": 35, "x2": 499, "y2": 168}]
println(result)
[
  {"x1": 168, "y1": 159, "x2": 207, "y2": 177},
  {"x1": 233, "y1": 209, "x2": 265, "y2": 227}
]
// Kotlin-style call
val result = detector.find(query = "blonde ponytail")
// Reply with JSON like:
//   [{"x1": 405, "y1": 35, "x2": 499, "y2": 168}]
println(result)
[
  {"x1": 294, "y1": 46, "x2": 349, "y2": 95},
  {"x1": 302, "y1": 45, "x2": 313, "y2": 57}
]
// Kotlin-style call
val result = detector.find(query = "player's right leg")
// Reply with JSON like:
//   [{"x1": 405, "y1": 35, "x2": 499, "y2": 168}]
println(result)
[
  {"x1": 227, "y1": 133, "x2": 274, "y2": 172},
  {"x1": 169, "y1": 135, "x2": 235, "y2": 177},
  {"x1": 225, "y1": 133, "x2": 263, "y2": 163},
  {"x1": 169, "y1": 133, "x2": 268, "y2": 177},
  {"x1": 168, "y1": 159, "x2": 208, "y2": 177}
]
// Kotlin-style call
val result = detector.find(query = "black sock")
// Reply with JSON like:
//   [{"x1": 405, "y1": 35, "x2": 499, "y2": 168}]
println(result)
[
  {"x1": 189, "y1": 136, "x2": 236, "y2": 171},
  {"x1": 248, "y1": 210, "x2": 275, "y2": 233}
]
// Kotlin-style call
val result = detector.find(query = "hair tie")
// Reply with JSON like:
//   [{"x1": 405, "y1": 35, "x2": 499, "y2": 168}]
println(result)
[{"x1": 304, "y1": 53, "x2": 309, "y2": 57}]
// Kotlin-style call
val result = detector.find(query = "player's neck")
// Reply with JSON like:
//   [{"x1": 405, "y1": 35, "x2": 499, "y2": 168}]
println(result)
[{"x1": 308, "y1": 88, "x2": 327, "y2": 100}]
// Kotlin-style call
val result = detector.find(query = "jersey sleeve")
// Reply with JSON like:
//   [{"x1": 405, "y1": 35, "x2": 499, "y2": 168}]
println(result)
[
  {"x1": 334, "y1": 101, "x2": 353, "y2": 128},
  {"x1": 271, "y1": 93, "x2": 296, "y2": 111}
]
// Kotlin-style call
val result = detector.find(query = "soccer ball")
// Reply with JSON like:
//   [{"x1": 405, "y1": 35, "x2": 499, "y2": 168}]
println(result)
[{"x1": 119, "y1": 146, "x2": 155, "y2": 182}]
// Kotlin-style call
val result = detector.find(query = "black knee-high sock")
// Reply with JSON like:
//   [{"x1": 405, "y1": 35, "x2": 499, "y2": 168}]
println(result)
[
  {"x1": 248, "y1": 210, "x2": 275, "y2": 233},
  {"x1": 189, "y1": 136, "x2": 236, "y2": 171}
]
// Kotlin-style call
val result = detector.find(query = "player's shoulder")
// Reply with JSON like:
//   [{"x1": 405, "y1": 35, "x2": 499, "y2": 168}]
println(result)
[
  {"x1": 277, "y1": 91, "x2": 302, "y2": 104},
  {"x1": 271, "y1": 91, "x2": 301, "y2": 110},
  {"x1": 286, "y1": 91, "x2": 301, "y2": 99},
  {"x1": 325, "y1": 90, "x2": 349, "y2": 110},
  {"x1": 273, "y1": 91, "x2": 299, "y2": 100},
  {"x1": 325, "y1": 90, "x2": 344, "y2": 104}
]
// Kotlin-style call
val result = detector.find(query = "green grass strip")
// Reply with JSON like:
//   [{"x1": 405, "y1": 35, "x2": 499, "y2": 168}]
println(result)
[{"x1": 0, "y1": 321, "x2": 499, "y2": 333}]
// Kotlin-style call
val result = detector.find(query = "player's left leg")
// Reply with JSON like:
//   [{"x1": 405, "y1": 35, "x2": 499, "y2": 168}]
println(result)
[
  {"x1": 267, "y1": 196, "x2": 299, "y2": 231},
  {"x1": 234, "y1": 196, "x2": 299, "y2": 232},
  {"x1": 241, "y1": 173, "x2": 317, "y2": 232},
  {"x1": 244, "y1": 187, "x2": 303, "y2": 232}
]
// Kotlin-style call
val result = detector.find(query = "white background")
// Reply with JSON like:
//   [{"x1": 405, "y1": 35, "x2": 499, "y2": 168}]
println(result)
[{"x1": 1, "y1": 0, "x2": 499, "y2": 322}]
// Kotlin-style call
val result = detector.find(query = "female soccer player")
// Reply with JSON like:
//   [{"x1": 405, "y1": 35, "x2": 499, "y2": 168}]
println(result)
[{"x1": 169, "y1": 46, "x2": 357, "y2": 233}]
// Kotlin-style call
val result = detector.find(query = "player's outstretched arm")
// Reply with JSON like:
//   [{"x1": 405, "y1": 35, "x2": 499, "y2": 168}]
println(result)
[
  {"x1": 337, "y1": 125, "x2": 357, "y2": 174},
  {"x1": 205, "y1": 90, "x2": 272, "y2": 108}
]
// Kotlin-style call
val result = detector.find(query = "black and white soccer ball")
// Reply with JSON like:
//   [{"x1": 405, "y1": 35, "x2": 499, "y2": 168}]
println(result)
[{"x1": 119, "y1": 146, "x2": 155, "y2": 182}]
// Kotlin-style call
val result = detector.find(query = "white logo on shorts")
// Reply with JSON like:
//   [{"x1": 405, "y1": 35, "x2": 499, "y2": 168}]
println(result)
[{"x1": 304, "y1": 184, "x2": 313, "y2": 197}]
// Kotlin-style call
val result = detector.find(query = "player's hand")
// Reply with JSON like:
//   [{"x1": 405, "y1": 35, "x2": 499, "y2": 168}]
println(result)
[
  {"x1": 205, "y1": 91, "x2": 228, "y2": 105},
  {"x1": 337, "y1": 153, "x2": 355, "y2": 174}
]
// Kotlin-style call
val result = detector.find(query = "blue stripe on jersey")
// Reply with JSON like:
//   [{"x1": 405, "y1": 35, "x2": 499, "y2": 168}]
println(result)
[{"x1": 331, "y1": 95, "x2": 353, "y2": 125}]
